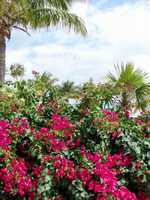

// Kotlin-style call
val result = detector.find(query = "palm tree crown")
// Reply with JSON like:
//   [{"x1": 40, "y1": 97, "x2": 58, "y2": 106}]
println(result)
[
  {"x1": 0, "y1": 0, "x2": 87, "y2": 81},
  {"x1": 0, "y1": 0, "x2": 87, "y2": 38},
  {"x1": 107, "y1": 63, "x2": 150, "y2": 111}
]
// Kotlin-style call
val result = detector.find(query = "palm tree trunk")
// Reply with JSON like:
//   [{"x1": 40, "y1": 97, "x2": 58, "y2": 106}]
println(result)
[
  {"x1": 122, "y1": 92, "x2": 128, "y2": 109},
  {"x1": 0, "y1": 34, "x2": 6, "y2": 82},
  {"x1": 121, "y1": 92, "x2": 131, "y2": 118}
]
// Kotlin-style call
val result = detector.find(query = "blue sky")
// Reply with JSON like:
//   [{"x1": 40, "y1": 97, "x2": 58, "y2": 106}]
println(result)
[
  {"x1": 7, "y1": 0, "x2": 150, "y2": 83},
  {"x1": 92, "y1": 0, "x2": 137, "y2": 8}
]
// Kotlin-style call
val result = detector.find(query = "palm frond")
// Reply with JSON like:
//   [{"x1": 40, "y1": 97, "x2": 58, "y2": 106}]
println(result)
[
  {"x1": 135, "y1": 84, "x2": 150, "y2": 111},
  {"x1": 106, "y1": 62, "x2": 150, "y2": 111},
  {"x1": 107, "y1": 62, "x2": 148, "y2": 87},
  {"x1": 24, "y1": 8, "x2": 87, "y2": 36},
  {"x1": 13, "y1": 25, "x2": 31, "y2": 36},
  {"x1": 0, "y1": 0, "x2": 87, "y2": 37},
  {"x1": 106, "y1": 72, "x2": 117, "y2": 84},
  {"x1": 19, "y1": 0, "x2": 70, "y2": 10}
]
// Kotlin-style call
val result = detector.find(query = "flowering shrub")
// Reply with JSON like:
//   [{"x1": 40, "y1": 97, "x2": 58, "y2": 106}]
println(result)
[
  {"x1": 0, "y1": 78, "x2": 150, "y2": 199},
  {"x1": 0, "y1": 113, "x2": 150, "y2": 200}
]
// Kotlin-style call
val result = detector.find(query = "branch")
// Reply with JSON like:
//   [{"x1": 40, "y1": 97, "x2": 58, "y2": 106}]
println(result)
[{"x1": 13, "y1": 26, "x2": 31, "y2": 36}]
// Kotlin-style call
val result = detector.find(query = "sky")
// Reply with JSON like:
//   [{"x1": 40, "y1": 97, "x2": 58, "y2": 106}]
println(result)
[{"x1": 7, "y1": 0, "x2": 150, "y2": 83}]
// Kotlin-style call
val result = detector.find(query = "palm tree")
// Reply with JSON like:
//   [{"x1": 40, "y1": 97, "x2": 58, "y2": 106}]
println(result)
[
  {"x1": 10, "y1": 63, "x2": 25, "y2": 80},
  {"x1": 0, "y1": 0, "x2": 87, "y2": 82},
  {"x1": 107, "y1": 63, "x2": 150, "y2": 112},
  {"x1": 60, "y1": 80, "x2": 75, "y2": 92},
  {"x1": 59, "y1": 80, "x2": 80, "y2": 99}
]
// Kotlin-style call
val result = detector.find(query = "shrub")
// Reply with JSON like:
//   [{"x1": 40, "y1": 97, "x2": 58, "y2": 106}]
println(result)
[{"x1": 0, "y1": 77, "x2": 150, "y2": 199}]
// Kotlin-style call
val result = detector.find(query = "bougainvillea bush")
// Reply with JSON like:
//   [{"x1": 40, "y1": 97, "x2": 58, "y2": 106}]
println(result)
[
  {"x1": 0, "y1": 78, "x2": 150, "y2": 200},
  {"x1": 0, "y1": 111, "x2": 150, "y2": 200}
]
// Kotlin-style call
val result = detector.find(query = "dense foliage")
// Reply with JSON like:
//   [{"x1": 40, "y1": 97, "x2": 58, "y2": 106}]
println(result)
[{"x1": 0, "y1": 70, "x2": 150, "y2": 200}]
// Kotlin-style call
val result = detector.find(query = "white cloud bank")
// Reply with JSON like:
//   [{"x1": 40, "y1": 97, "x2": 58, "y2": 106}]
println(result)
[{"x1": 7, "y1": 0, "x2": 150, "y2": 83}]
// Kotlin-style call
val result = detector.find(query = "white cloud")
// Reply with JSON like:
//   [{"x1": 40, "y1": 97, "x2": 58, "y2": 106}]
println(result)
[{"x1": 6, "y1": 0, "x2": 150, "y2": 83}]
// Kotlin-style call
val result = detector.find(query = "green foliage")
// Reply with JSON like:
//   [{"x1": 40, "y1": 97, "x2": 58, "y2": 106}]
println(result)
[
  {"x1": 0, "y1": 0, "x2": 87, "y2": 39},
  {"x1": 10, "y1": 64, "x2": 25, "y2": 80},
  {"x1": 0, "y1": 68, "x2": 150, "y2": 199},
  {"x1": 107, "y1": 63, "x2": 150, "y2": 111}
]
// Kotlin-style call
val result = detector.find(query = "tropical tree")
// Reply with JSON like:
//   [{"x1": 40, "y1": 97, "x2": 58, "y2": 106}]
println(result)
[
  {"x1": 10, "y1": 63, "x2": 25, "y2": 80},
  {"x1": 107, "y1": 63, "x2": 150, "y2": 112},
  {"x1": 32, "y1": 72, "x2": 58, "y2": 96},
  {"x1": 0, "y1": 0, "x2": 87, "y2": 82},
  {"x1": 58, "y1": 80, "x2": 80, "y2": 99}
]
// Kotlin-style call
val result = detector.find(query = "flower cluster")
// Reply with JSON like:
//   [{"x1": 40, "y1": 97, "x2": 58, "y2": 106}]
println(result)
[
  {"x1": 102, "y1": 109, "x2": 119, "y2": 122},
  {"x1": 10, "y1": 117, "x2": 29, "y2": 135},
  {"x1": 53, "y1": 156, "x2": 76, "y2": 181},
  {"x1": 0, "y1": 158, "x2": 33, "y2": 197},
  {"x1": 0, "y1": 115, "x2": 149, "y2": 200},
  {"x1": 77, "y1": 150, "x2": 136, "y2": 200},
  {"x1": 0, "y1": 120, "x2": 11, "y2": 150},
  {"x1": 93, "y1": 109, "x2": 120, "y2": 131},
  {"x1": 51, "y1": 114, "x2": 75, "y2": 138}
]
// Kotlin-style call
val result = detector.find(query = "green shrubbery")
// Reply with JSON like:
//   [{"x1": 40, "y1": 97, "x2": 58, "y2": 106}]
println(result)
[{"x1": 0, "y1": 71, "x2": 150, "y2": 200}]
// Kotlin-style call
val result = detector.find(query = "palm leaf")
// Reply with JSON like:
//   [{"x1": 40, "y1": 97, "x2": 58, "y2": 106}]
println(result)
[
  {"x1": 0, "y1": 0, "x2": 87, "y2": 37},
  {"x1": 106, "y1": 62, "x2": 150, "y2": 111},
  {"x1": 25, "y1": 8, "x2": 87, "y2": 35},
  {"x1": 135, "y1": 84, "x2": 150, "y2": 111}
]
